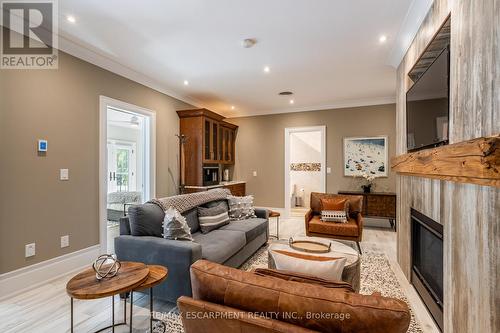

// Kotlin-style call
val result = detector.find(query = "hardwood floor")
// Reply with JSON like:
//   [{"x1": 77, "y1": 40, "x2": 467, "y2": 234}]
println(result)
[{"x1": 0, "y1": 210, "x2": 439, "y2": 333}]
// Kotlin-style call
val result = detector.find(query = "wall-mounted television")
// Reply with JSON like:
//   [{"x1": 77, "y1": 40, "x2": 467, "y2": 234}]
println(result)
[{"x1": 406, "y1": 47, "x2": 450, "y2": 152}]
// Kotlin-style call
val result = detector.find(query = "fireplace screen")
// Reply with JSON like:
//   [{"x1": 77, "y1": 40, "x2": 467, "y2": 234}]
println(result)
[{"x1": 411, "y1": 208, "x2": 443, "y2": 331}]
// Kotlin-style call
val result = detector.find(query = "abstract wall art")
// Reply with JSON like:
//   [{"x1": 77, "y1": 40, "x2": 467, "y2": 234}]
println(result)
[{"x1": 343, "y1": 136, "x2": 388, "y2": 177}]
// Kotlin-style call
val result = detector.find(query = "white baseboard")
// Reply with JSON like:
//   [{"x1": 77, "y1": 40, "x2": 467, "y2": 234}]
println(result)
[{"x1": 0, "y1": 245, "x2": 100, "y2": 302}]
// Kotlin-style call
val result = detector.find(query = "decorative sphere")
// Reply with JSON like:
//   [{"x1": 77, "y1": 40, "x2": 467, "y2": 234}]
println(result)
[{"x1": 92, "y1": 254, "x2": 121, "y2": 280}]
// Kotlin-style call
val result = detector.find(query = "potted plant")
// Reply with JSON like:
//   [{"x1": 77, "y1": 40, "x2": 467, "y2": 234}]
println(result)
[{"x1": 361, "y1": 172, "x2": 376, "y2": 193}]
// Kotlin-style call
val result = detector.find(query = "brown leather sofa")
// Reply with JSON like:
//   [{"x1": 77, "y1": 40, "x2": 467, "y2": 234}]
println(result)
[
  {"x1": 305, "y1": 192, "x2": 364, "y2": 253},
  {"x1": 178, "y1": 260, "x2": 411, "y2": 333}
]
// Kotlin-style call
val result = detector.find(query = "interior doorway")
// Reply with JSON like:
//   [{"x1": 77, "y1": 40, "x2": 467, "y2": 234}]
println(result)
[
  {"x1": 99, "y1": 96, "x2": 156, "y2": 254},
  {"x1": 284, "y1": 126, "x2": 326, "y2": 216}
]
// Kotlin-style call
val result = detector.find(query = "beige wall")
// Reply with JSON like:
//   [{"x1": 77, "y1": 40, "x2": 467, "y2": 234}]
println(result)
[
  {"x1": 228, "y1": 104, "x2": 396, "y2": 207},
  {"x1": 0, "y1": 50, "x2": 192, "y2": 273}
]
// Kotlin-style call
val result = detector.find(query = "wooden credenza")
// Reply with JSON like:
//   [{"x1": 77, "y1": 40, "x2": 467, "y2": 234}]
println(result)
[{"x1": 338, "y1": 191, "x2": 397, "y2": 231}]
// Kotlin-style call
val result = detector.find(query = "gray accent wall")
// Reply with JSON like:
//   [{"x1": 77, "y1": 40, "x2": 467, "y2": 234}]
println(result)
[{"x1": 395, "y1": 1, "x2": 499, "y2": 332}]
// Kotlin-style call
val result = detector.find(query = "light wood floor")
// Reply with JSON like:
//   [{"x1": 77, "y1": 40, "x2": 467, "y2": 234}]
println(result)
[{"x1": 0, "y1": 210, "x2": 439, "y2": 333}]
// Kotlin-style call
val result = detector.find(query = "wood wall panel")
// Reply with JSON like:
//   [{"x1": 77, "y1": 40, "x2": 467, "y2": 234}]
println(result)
[
  {"x1": 450, "y1": 0, "x2": 500, "y2": 142},
  {"x1": 395, "y1": 0, "x2": 499, "y2": 332}
]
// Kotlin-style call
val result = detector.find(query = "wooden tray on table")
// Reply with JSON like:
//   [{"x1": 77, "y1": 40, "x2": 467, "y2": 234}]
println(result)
[{"x1": 288, "y1": 237, "x2": 331, "y2": 253}]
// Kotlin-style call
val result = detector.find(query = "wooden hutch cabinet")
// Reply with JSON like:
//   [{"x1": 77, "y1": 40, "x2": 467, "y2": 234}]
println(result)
[{"x1": 177, "y1": 108, "x2": 240, "y2": 190}]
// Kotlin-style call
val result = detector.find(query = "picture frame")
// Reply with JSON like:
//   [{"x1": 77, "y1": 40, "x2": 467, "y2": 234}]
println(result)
[{"x1": 343, "y1": 136, "x2": 388, "y2": 177}]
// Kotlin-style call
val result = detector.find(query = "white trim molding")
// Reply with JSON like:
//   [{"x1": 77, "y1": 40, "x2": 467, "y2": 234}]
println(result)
[
  {"x1": 99, "y1": 96, "x2": 157, "y2": 254},
  {"x1": 0, "y1": 245, "x2": 100, "y2": 302},
  {"x1": 284, "y1": 126, "x2": 327, "y2": 217}
]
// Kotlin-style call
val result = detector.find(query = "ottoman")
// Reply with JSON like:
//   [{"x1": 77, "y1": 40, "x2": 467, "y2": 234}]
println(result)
[{"x1": 268, "y1": 236, "x2": 361, "y2": 291}]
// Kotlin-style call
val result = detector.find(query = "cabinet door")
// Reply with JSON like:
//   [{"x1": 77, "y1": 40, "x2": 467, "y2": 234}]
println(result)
[
  {"x1": 366, "y1": 195, "x2": 395, "y2": 218},
  {"x1": 224, "y1": 128, "x2": 230, "y2": 163},
  {"x1": 212, "y1": 121, "x2": 219, "y2": 162},
  {"x1": 218, "y1": 126, "x2": 223, "y2": 161},
  {"x1": 203, "y1": 118, "x2": 211, "y2": 162},
  {"x1": 229, "y1": 129, "x2": 235, "y2": 163}
]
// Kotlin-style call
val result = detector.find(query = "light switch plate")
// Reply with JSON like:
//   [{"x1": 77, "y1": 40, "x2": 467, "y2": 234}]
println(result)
[
  {"x1": 25, "y1": 243, "x2": 36, "y2": 257},
  {"x1": 252, "y1": 171, "x2": 257, "y2": 177},
  {"x1": 61, "y1": 235, "x2": 69, "y2": 248},
  {"x1": 327, "y1": 167, "x2": 332, "y2": 174},
  {"x1": 60, "y1": 169, "x2": 69, "y2": 180}
]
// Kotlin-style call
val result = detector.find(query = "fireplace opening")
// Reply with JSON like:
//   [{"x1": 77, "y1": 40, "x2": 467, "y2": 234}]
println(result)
[{"x1": 411, "y1": 208, "x2": 443, "y2": 331}]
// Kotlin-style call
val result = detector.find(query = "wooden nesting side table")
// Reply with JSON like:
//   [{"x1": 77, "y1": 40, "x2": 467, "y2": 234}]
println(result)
[{"x1": 66, "y1": 262, "x2": 168, "y2": 333}]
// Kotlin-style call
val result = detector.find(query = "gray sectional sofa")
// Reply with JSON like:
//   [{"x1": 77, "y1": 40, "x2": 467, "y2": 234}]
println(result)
[{"x1": 114, "y1": 192, "x2": 269, "y2": 303}]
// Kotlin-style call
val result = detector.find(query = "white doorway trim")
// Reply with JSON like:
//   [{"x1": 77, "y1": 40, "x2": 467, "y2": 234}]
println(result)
[
  {"x1": 99, "y1": 96, "x2": 156, "y2": 254},
  {"x1": 284, "y1": 126, "x2": 326, "y2": 217}
]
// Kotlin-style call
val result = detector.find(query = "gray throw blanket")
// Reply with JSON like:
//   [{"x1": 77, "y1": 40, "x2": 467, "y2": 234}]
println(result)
[{"x1": 148, "y1": 188, "x2": 230, "y2": 213}]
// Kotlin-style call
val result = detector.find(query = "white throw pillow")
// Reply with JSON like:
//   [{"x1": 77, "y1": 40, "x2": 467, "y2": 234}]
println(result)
[
  {"x1": 270, "y1": 250, "x2": 347, "y2": 281},
  {"x1": 162, "y1": 207, "x2": 193, "y2": 241},
  {"x1": 227, "y1": 195, "x2": 256, "y2": 220}
]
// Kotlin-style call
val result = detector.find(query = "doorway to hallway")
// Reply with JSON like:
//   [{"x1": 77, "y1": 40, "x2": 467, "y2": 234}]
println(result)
[
  {"x1": 284, "y1": 126, "x2": 326, "y2": 216},
  {"x1": 99, "y1": 97, "x2": 156, "y2": 253}
]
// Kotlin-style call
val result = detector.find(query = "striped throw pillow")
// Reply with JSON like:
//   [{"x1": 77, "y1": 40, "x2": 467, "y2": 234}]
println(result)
[{"x1": 197, "y1": 202, "x2": 230, "y2": 234}]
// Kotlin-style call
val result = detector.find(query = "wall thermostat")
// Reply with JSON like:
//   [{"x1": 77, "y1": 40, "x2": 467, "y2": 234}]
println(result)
[{"x1": 38, "y1": 139, "x2": 48, "y2": 152}]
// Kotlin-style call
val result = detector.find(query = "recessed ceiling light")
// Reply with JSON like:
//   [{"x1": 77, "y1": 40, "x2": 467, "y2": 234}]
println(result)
[
  {"x1": 289, "y1": 99, "x2": 295, "y2": 105},
  {"x1": 183, "y1": 80, "x2": 189, "y2": 86},
  {"x1": 379, "y1": 35, "x2": 387, "y2": 43},
  {"x1": 67, "y1": 15, "x2": 76, "y2": 23},
  {"x1": 231, "y1": 106, "x2": 235, "y2": 110},
  {"x1": 263, "y1": 66, "x2": 270, "y2": 73}
]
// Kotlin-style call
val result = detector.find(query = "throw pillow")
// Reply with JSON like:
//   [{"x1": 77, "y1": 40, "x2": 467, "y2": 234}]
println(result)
[
  {"x1": 128, "y1": 203, "x2": 165, "y2": 237},
  {"x1": 270, "y1": 249, "x2": 347, "y2": 281},
  {"x1": 197, "y1": 202, "x2": 230, "y2": 233},
  {"x1": 321, "y1": 210, "x2": 348, "y2": 223},
  {"x1": 227, "y1": 195, "x2": 256, "y2": 220},
  {"x1": 182, "y1": 207, "x2": 200, "y2": 233},
  {"x1": 204, "y1": 199, "x2": 229, "y2": 211},
  {"x1": 320, "y1": 197, "x2": 350, "y2": 218},
  {"x1": 162, "y1": 207, "x2": 193, "y2": 241}
]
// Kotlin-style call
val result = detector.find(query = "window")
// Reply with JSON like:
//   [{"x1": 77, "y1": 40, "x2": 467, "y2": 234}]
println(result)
[
  {"x1": 116, "y1": 148, "x2": 130, "y2": 191},
  {"x1": 107, "y1": 140, "x2": 136, "y2": 194}
]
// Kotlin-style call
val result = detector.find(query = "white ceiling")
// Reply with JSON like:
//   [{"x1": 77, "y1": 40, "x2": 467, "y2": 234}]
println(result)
[{"x1": 56, "y1": 0, "x2": 430, "y2": 117}]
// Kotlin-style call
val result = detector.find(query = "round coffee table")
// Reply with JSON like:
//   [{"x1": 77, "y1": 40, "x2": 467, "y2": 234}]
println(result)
[
  {"x1": 267, "y1": 237, "x2": 360, "y2": 291},
  {"x1": 67, "y1": 261, "x2": 150, "y2": 333},
  {"x1": 134, "y1": 265, "x2": 169, "y2": 333}
]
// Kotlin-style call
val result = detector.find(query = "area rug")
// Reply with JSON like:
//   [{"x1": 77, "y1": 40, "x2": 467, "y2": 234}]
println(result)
[{"x1": 161, "y1": 246, "x2": 423, "y2": 333}]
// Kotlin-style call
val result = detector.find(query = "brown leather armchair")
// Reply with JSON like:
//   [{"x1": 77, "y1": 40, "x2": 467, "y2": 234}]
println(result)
[
  {"x1": 178, "y1": 260, "x2": 411, "y2": 333},
  {"x1": 305, "y1": 192, "x2": 364, "y2": 253}
]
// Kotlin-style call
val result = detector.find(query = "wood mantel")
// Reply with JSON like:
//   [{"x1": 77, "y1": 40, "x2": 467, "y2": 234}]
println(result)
[{"x1": 391, "y1": 135, "x2": 500, "y2": 187}]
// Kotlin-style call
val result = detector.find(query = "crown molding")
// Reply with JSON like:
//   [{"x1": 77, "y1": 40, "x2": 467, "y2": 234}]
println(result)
[
  {"x1": 225, "y1": 96, "x2": 396, "y2": 119},
  {"x1": 387, "y1": 0, "x2": 434, "y2": 68},
  {"x1": 57, "y1": 33, "x2": 204, "y2": 108}
]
